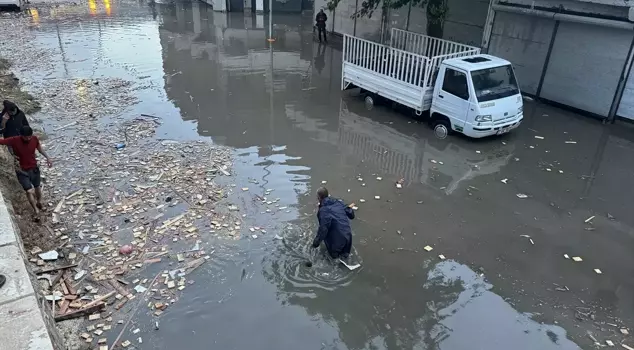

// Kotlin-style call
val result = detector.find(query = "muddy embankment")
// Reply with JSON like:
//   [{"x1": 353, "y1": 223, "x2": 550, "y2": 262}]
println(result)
[{"x1": 0, "y1": 58, "x2": 66, "y2": 349}]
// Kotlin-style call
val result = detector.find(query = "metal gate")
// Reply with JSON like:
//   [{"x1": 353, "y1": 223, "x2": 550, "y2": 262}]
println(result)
[{"x1": 539, "y1": 22, "x2": 631, "y2": 117}]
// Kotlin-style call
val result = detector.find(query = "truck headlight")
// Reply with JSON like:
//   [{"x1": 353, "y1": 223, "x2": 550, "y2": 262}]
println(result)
[{"x1": 475, "y1": 115, "x2": 492, "y2": 122}]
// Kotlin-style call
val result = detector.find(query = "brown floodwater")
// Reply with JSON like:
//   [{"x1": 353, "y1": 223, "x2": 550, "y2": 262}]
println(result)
[{"x1": 3, "y1": 0, "x2": 634, "y2": 348}]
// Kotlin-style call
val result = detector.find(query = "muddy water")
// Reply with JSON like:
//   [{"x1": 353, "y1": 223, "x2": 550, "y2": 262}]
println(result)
[{"x1": 6, "y1": 0, "x2": 634, "y2": 348}]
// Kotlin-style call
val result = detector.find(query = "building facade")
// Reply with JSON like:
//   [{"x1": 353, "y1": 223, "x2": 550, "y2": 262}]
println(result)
[
  {"x1": 484, "y1": 0, "x2": 634, "y2": 122},
  {"x1": 317, "y1": 0, "x2": 634, "y2": 122}
]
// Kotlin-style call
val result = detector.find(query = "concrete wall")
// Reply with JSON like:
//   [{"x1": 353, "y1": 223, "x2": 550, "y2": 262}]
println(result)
[
  {"x1": 488, "y1": 11, "x2": 555, "y2": 95},
  {"x1": 499, "y1": 0, "x2": 629, "y2": 19},
  {"x1": 319, "y1": 0, "x2": 490, "y2": 46},
  {"x1": 443, "y1": 0, "x2": 490, "y2": 46}
]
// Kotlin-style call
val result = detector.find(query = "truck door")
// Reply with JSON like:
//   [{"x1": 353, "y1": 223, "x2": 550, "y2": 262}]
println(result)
[{"x1": 433, "y1": 67, "x2": 470, "y2": 131}]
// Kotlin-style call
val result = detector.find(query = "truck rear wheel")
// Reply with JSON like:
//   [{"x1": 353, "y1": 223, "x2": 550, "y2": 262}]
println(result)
[{"x1": 364, "y1": 94, "x2": 375, "y2": 110}]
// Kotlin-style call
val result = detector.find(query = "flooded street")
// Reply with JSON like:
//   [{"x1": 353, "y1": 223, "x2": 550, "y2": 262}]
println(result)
[{"x1": 2, "y1": 0, "x2": 634, "y2": 349}]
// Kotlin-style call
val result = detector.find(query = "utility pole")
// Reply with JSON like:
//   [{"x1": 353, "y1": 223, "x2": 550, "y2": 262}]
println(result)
[{"x1": 267, "y1": 0, "x2": 275, "y2": 42}]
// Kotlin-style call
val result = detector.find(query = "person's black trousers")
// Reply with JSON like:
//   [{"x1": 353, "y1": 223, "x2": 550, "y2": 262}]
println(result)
[{"x1": 317, "y1": 26, "x2": 327, "y2": 43}]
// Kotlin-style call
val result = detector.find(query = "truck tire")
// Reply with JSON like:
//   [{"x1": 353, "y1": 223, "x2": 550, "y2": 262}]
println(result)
[
  {"x1": 364, "y1": 94, "x2": 375, "y2": 110},
  {"x1": 432, "y1": 119, "x2": 451, "y2": 139}
]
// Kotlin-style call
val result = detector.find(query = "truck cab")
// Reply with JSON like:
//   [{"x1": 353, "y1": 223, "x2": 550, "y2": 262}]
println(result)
[{"x1": 430, "y1": 54, "x2": 523, "y2": 139}]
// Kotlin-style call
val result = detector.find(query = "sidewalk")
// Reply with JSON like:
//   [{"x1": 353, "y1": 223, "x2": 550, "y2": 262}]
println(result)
[{"x1": 0, "y1": 189, "x2": 55, "y2": 350}]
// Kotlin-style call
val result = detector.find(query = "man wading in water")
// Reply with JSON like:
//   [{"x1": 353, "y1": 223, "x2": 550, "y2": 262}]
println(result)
[
  {"x1": 0, "y1": 126, "x2": 52, "y2": 221},
  {"x1": 312, "y1": 187, "x2": 355, "y2": 259}
]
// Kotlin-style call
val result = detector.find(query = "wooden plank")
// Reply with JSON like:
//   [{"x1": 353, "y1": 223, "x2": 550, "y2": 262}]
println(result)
[
  {"x1": 63, "y1": 273, "x2": 77, "y2": 295},
  {"x1": 60, "y1": 280, "x2": 69, "y2": 295},
  {"x1": 54, "y1": 302, "x2": 104, "y2": 322},
  {"x1": 35, "y1": 264, "x2": 77, "y2": 275},
  {"x1": 83, "y1": 291, "x2": 115, "y2": 309},
  {"x1": 58, "y1": 300, "x2": 69, "y2": 315},
  {"x1": 109, "y1": 280, "x2": 132, "y2": 299}
]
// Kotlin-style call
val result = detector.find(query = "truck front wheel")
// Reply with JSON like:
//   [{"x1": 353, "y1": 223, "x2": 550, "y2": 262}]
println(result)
[{"x1": 432, "y1": 119, "x2": 451, "y2": 139}]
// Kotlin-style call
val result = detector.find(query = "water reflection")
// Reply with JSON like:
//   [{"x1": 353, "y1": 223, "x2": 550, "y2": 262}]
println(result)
[{"x1": 338, "y1": 100, "x2": 515, "y2": 194}]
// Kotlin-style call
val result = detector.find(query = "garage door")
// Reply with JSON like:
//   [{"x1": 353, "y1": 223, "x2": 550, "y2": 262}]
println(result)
[
  {"x1": 617, "y1": 68, "x2": 634, "y2": 120},
  {"x1": 540, "y1": 22, "x2": 632, "y2": 117}
]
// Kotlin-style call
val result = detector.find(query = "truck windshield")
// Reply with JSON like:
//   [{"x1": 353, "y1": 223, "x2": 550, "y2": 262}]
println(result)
[{"x1": 471, "y1": 65, "x2": 519, "y2": 102}]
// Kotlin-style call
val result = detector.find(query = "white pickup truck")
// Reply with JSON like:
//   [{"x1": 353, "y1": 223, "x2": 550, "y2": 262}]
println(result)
[
  {"x1": 341, "y1": 29, "x2": 523, "y2": 139},
  {"x1": 0, "y1": 0, "x2": 23, "y2": 9}
]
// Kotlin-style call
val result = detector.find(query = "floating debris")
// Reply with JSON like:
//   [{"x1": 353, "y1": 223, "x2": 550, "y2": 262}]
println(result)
[
  {"x1": 572, "y1": 256, "x2": 583, "y2": 262},
  {"x1": 423, "y1": 245, "x2": 433, "y2": 252},
  {"x1": 594, "y1": 269, "x2": 603, "y2": 274},
  {"x1": 516, "y1": 193, "x2": 528, "y2": 199},
  {"x1": 133, "y1": 285, "x2": 147, "y2": 293},
  {"x1": 38, "y1": 250, "x2": 59, "y2": 261}
]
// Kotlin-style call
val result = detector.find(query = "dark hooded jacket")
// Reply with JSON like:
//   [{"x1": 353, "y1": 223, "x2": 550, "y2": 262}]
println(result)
[
  {"x1": 312, "y1": 197, "x2": 355, "y2": 258},
  {"x1": 1, "y1": 100, "x2": 29, "y2": 138},
  {"x1": 315, "y1": 11, "x2": 327, "y2": 28}
]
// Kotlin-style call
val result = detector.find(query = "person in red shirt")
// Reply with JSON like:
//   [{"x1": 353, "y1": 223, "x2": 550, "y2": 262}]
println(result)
[{"x1": 0, "y1": 126, "x2": 52, "y2": 219}]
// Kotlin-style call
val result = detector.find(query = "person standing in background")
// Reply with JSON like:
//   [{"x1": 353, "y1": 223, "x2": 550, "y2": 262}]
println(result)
[
  {"x1": 1, "y1": 100, "x2": 30, "y2": 139},
  {"x1": 315, "y1": 9, "x2": 328, "y2": 43}
]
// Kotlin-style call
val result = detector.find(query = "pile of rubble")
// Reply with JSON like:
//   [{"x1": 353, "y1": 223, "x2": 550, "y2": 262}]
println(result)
[{"x1": 26, "y1": 110, "x2": 239, "y2": 349}]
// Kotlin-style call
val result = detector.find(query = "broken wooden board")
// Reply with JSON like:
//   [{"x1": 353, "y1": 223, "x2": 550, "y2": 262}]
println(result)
[{"x1": 54, "y1": 302, "x2": 105, "y2": 322}]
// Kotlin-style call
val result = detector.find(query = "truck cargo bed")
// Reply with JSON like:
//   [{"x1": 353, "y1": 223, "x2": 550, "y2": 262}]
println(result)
[{"x1": 342, "y1": 29, "x2": 480, "y2": 113}]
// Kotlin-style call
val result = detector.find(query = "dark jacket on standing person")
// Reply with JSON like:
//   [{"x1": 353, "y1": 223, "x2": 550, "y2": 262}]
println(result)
[
  {"x1": 312, "y1": 197, "x2": 355, "y2": 258},
  {"x1": 315, "y1": 11, "x2": 328, "y2": 28},
  {"x1": 1, "y1": 101, "x2": 29, "y2": 138}
]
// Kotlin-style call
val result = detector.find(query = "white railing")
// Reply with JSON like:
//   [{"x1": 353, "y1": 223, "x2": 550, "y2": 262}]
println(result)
[
  {"x1": 390, "y1": 28, "x2": 480, "y2": 61},
  {"x1": 343, "y1": 34, "x2": 429, "y2": 87},
  {"x1": 425, "y1": 51, "x2": 480, "y2": 87}
]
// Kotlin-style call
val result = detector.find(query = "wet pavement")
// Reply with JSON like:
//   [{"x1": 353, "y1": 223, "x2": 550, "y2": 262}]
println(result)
[{"x1": 2, "y1": 0, "x2": 634, "y2": 348}]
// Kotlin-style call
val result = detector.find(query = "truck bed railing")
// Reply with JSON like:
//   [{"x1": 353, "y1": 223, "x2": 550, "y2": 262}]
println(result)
[
  {"x1": 390, "y1": 28, "x2": 480, "y2": 60},
  {"x1": 343, "y1": 34, "x2": 429, "y2": 88},
  {"x1": 390, "y1": 28, "x2": 481, "y2": 87}
]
